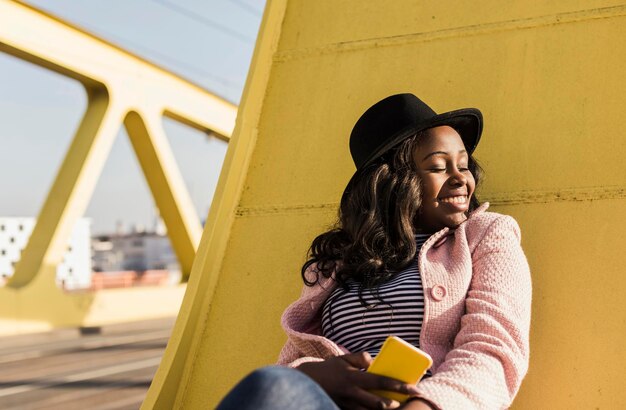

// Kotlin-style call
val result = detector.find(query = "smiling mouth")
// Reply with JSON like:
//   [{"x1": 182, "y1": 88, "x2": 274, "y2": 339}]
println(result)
[{"x1": 438, "y1": 195, "x2": 468, "y2": 204}]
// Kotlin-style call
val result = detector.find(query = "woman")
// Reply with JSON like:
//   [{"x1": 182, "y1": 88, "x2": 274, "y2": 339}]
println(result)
[{"x1": 217, "y1": 94, "x2": 532, "y2": 410}]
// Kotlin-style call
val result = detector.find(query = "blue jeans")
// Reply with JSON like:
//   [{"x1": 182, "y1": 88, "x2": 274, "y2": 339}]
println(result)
[{"x1": 216, "y1": 366, "x2": 340, "y2": 410}]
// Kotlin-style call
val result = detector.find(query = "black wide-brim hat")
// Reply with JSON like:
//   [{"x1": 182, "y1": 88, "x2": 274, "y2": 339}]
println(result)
[{"x1": 349, "y1": 93, "x2": 483, "y2": 170}]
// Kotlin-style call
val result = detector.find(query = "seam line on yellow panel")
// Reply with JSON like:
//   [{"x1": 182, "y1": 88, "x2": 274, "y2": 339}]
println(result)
[
  {"x1": 274, "y1": 5, "x2": 626, "y2": 62},
  {"x1": 236, "y1": 185, "x2": 626, "y2": 216},
  {"x1": 485, "y1": 185, "x2": 626, "y2": 206},
  {"x1": 236, "y1": 202, "x2": 339, "y2": 217}
]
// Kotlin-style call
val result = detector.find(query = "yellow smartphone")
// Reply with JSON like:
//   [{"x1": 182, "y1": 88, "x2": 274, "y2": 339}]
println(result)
[{"x1": 366, "y1": 335, "x2": 433, "y2": 403}]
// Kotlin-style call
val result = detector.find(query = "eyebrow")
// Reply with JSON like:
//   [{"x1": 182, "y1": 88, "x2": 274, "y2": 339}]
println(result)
[{"x1": 421, "y1": 149, "x2": 467, "y2": 162}]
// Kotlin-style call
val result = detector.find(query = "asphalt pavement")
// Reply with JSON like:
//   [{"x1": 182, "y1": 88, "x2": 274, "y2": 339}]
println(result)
[{"x1": 0, "y1": 317, "x2": 175, "y2": 410}]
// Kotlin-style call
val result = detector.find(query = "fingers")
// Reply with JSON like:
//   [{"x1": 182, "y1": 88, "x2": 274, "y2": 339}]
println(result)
[
  {"x1": 339, "y1": 351, "x2": 373, "y2": 370},
  {"x1": 331, "y1": 352, "x2": 419, "y2": 409},
  {"x1": 350, "y1": 371, "x2": 420, "y2": 396},
  {"x1": 338, "y1": 386, "x2": 401, "y2": 410}
]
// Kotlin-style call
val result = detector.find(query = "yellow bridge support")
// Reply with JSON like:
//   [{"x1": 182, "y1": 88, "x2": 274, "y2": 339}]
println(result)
[
  {"x1": 145, "y1": 0, "x2": 626, "y2": 409},
  {"x1": 0, "y1": 0, "x2": 236, "y2": 334}
]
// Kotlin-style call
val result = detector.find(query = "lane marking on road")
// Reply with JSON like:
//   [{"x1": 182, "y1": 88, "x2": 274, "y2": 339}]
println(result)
[
  {"x1": 0, "y1": 356, "x2": 162, "y2": 398},
  {"x1": 0, "y1": 330, "x2": 171, "y2": 364}
]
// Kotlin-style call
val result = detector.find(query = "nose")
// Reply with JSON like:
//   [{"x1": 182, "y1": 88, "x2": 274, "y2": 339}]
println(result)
[{"x1": 448, "y1": 168, "x2": 467, "y2": 186}]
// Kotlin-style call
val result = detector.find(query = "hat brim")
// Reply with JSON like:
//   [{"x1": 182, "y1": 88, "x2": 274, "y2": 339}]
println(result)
[{"x1": 360, "y1": 108, "x2": 483, "y2": 169}]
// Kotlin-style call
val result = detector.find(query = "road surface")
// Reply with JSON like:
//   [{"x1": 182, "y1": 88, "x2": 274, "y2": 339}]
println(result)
[{"x1": 0, "y1": 318, "x2": 175, "y2": 410}]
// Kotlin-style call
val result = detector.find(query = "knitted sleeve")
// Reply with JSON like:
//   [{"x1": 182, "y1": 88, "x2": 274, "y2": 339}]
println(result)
[
  {"x1": 276, "y1": 271, "x2": 343, "y2": 368},
  {"x1": 276, "y1": 340, "x2": 325, "y2": 368},
  {"x1": 413, "y1": 215, "x2": 532, "y2": 409}
]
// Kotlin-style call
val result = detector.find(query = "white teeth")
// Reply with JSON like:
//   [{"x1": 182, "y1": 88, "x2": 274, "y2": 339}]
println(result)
[{"x1": 439, "y1": 196, "x2": 467, "y2": 204}]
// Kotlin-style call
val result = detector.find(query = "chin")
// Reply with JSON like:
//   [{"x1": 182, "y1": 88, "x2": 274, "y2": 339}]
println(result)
[
  {"x1": 443, "y1": 213, "x2": 469, "y2": 228},
  {"x1": 419, "y1": 211, "x2": 469, "y2": 232}
]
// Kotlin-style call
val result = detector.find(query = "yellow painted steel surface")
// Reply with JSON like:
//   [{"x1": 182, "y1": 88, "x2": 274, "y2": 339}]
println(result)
[
  {"x1": 145, "y1": 0, "x2": 625, "y2": 408},
  {"x1": 0, "y1": 0, "x2": 236, "y2": 334}
]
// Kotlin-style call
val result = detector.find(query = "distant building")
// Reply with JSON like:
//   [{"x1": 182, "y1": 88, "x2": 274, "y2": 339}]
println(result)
[
  {"x1": 91, "y1": 229, "x2": 179, "y2": 273},
  {"x1": 0, "y1": 217, "x2": 92, "y2": 290}
]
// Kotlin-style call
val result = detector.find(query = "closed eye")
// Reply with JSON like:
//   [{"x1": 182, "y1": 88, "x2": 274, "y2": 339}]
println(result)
[{"x1": 429, "y1": 167, "x2": 468, "y2": 173}]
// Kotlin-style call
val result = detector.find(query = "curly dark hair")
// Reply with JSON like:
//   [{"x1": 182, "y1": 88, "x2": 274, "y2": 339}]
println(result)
[{"x1": 301, "y1": 130, "x2": 483, "y2": 301}]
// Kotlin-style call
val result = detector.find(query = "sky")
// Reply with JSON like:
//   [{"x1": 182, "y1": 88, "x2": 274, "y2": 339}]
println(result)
[{"x1": 0, "y1": 0, "x2": 264, "y2": 234}]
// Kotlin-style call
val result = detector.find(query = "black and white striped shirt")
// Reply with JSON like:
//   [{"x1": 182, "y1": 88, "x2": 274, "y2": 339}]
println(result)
[{"x1": 321, "y1": 234, "x2": 431, "y2": 359}]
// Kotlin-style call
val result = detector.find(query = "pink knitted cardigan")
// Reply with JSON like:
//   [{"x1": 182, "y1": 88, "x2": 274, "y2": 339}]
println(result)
[{"x1": 277, "y1": 203, "x2": 532, "y2": 409}]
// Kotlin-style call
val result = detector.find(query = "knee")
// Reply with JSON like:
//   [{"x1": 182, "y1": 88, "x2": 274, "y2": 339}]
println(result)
[
  {"x1": 243, "y1": 366, "x2": 302, "y2": 391},
  {"x1": 217, "y1": 366, "x2": 334, "y2": 410},
  {"x1": 225, "y1": 366, "x2": 306, "y2": 406}
]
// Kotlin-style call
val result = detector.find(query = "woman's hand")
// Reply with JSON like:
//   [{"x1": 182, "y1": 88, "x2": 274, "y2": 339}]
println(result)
[
  {"x1": 296, "y1": 352, "x2": 420, "y2": 410},
  {"x1": 399, "y1": 398, "x2": 436, "y2": 410}
]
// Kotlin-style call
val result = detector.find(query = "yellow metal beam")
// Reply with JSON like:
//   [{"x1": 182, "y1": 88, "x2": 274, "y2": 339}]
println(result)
[
  {"x1": 141, "y1": 0, "x2": 285, "y2": 408},
  {"x1": 0, "y1": 0, "x2": 237, "y2": 288},
  {"x1": 124, "y1": 111, "x2": 201, "y2": 276}
]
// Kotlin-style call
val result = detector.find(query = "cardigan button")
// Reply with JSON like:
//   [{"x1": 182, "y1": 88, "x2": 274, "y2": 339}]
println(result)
[{"x1": 430, "y1": 285, "x2": 447, "y2": 301}]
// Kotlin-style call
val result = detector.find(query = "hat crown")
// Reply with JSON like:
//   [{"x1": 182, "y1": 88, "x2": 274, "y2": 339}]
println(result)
[
  {"x1": 349, "y1": 93, "x2": 482, "y2": 170},
  {"x1": 350, "y1": 94, "x2": 437, "y2": 169}
]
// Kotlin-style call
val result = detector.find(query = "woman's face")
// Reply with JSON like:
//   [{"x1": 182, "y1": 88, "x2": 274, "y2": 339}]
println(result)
[{"x1": 412, "y1": 126, "x2": 476, "y2": 233}]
